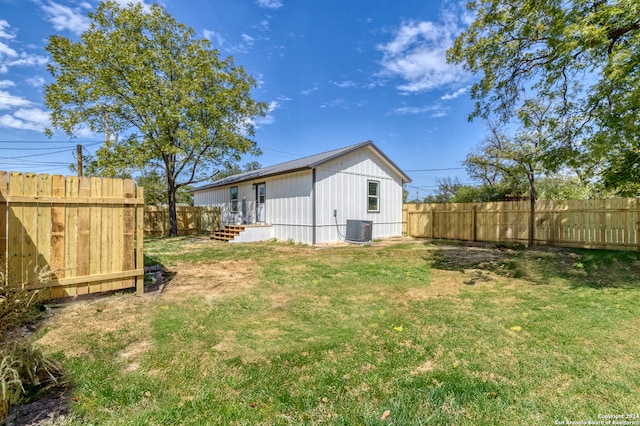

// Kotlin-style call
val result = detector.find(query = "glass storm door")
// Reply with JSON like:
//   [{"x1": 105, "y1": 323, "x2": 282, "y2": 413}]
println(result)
[{"x1": 256, "y1": 183, "x2": 266, "y2": 223}]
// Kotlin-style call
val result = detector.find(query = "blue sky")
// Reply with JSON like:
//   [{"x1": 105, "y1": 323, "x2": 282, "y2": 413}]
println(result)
[{"x1": 0, "y1": 0, "x2": 486, "y2": 199}]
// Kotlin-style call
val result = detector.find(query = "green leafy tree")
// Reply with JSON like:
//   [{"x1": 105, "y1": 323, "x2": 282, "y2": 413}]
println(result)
[
  {"x1": 136, "y1": 170, "x2": 194, "y2": 206},
  {"x1": 536, "y1": 174, "x2": 597, "y2": 200},
  {"x1": 449, "y1": 184, "x2": 513, "y2": 203},
  {"x1": 448, "y1": 0, "x2": 640, "y2": 194},
  {"x1": 44, "y1": 1, "x2": 267, "y2": 236},
  {"x1": 214, "y1": 161, "x2": 262, "y2": 180}
]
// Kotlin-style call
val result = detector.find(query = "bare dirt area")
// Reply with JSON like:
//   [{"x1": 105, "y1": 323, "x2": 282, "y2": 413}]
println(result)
[
  {"x1": 427, "y1": 243, "x2": 520, "y2": 271},
  {"x1": 161, "y1": 259, "x2": 261, "y2": 303}
]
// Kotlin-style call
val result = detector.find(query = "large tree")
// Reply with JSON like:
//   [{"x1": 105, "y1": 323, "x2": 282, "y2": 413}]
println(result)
[
  {"x1": 448, "y1": 0, "x2": 640, "y2": 194},
  {"x1": 45, "y1": 1, "x2": 267, "y2": 236}
]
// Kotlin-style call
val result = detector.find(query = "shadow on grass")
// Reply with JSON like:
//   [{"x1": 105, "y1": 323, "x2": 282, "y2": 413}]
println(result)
[
  {"x1": 143, "y1": 253, "x2": 176, "y2": 294},
  {"x1": 423, "y1": 240, "x2": 640, "y2": 290}
]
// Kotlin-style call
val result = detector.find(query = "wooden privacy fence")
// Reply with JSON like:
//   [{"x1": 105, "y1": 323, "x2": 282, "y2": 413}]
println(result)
[
  {"x1": 403, "y1": 198, "x2": 640, "y2": 251},
  {"x1": 144, "y1": 206, "x2": 220, "y2": 237},
  {"x1": 0, "y1": 171, "x2": 145, "y2": 299}
]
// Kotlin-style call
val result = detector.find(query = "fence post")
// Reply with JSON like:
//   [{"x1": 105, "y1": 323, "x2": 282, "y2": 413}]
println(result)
[
  {"x1": 0, "y1": 172, "x2": 6, "y2": 283},
  {"x1": 472, "y1": 206, "x2": 477, "y2": 242},
  {"x1": 430, "y1": 207, "x2": 435, "y2": 239},
  {"x1": 136, "y1": 187, "x2": 144, "y2": 295},
  {"x1": 637, "y1": 197, "x2": 640, "y2": 252}
]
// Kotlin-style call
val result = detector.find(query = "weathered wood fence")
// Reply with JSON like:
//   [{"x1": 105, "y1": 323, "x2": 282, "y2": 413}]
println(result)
[
  {"x1": 144, "y1": 206, "x2": 220, "y2": 237},
  {"x1": 403, "y1": 198, "x2": 640, "y2": 251},
  {"x1": 0, "y1": 171, "x2": 145, "y2": 299}
]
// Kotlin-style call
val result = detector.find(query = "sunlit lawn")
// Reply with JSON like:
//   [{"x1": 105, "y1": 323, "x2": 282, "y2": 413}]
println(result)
[{"x1": 37, "y1": 238, "x2": 640, "y2": 425}]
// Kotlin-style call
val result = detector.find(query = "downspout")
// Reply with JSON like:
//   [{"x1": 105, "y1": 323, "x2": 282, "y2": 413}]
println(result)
[{"x1": 312, "y1": 168, "x2": 317, "y2": 245}]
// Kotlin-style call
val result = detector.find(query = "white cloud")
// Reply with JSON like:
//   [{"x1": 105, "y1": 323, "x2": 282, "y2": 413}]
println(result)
[
  {"x1": 0, "y1": 20, "x2": 15, "y2": 40},
  {"x1": 255, "y1": 99, "x2": 285, "y2": 127},
  {"x1": 0, "y1": 20, "x2": 47, "y2": 74},
  {"x1": 301, "y1": 84, "x2": 319, "y2": 95},
  {"x1": 441, "y1": 87, "x2": 468, "y2": 100},
  {"x1": 203, "y1": 29, "x2": 226, "y2": 48},
  {"x1": 6, "y1": 52, "x2": 48, "y2": 68},
  {"x1": 0, "y1": 91, "x2": 32, "y2": 109},
  {"x1": 0, "y1": 108, "x2": 50, "y2": 132},
  {"x1": 0, "y1": 41, "x2": 18, "y2": 59},
  {"x1": 391, "y1": 104, "x2": 449, "y2": 117},
  {"x1": 0, "y1": 80, "x2": 15, "y2": 88},
  {"x1": 241, "y1": 34, "x2": 255, "y2": 48},
  {"x1": 256, "y1": 0, "x2": 283, "y2": 9},
  {"x1": 320, "y1": 99, "x2": 368, "y2": 110},
  {"x1": 332, "y1": 80, "x2": 357, "y2": 89},
  {"x1": 377, "y1": 5, "x2": 469, "y2": 94},
  {"x1": 204, "y1": 29, "x2": 257, "y2": 54},
  {"x1": 41, "y1": 1, "x2": 91, "y2": 35},
  {"x1": 430, "y1": 109, "x2": 449, "y2": 118},
  {"x1": 26, "y1": 76, "x2": 46, "y2": 87}
]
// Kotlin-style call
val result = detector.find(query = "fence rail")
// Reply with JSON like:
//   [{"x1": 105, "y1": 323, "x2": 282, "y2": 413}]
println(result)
[
  {"x1": 0, "y1": 171, "x2": 145, "y2": 299},
  {"x1": 403, "y1": 198, "x2": 640, "y2": 251},
  {"x1": 144, "y1": 205, "x2": 220, "y2": 237}
]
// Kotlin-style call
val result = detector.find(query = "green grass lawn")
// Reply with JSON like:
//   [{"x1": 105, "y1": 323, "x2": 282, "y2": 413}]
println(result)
[{"x1": 37, "y1": 238, "x2": 640, "y2": 425}]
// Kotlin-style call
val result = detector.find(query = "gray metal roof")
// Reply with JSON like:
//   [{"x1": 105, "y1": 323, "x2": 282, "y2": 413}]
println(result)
[{"x1": 193, "y1": 140, "x2": 411, "y2": 191}]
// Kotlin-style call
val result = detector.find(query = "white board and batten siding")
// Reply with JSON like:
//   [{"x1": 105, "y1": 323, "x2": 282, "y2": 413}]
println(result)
[
  {"x1": 194, "y1": 182, "x2": 257, "y2": 225},
  {"x1": 314, "y1": 147, "x2": 404, "y2": 244},
  {"x1": 265, "y1": 170, "x2": 314, "y2": 243}
]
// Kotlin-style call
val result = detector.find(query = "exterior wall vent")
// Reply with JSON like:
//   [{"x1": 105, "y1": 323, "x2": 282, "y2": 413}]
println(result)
[{"x1": 345, "y1": 220, "x2": 373, "y2": 243}]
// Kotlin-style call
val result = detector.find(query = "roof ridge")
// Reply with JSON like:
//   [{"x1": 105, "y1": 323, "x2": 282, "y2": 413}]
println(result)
[{"x1": 192, "y1": 140, "x2": 410, "y2": 191}]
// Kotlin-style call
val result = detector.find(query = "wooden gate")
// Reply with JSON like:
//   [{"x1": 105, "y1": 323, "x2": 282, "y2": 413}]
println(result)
[{"x1": 0, "y1": 171, "x2": 145, "y2": 299}]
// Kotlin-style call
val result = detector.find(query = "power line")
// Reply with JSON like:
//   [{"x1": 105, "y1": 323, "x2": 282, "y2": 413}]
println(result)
[
  {"x1": 0, "y1": 148, "x2": 73, "y2": 160},
  {"x1": 0, "y1": 146, "x2": 85, "y2": 151},
  {"x1": 404, "y1": 167, "x2": 465, "y2": 172},
  {"x1": 1, "y1": 159, "x2": 71, "y2": 165},
  {"x1": 0, "y1": 140, "x2": 103, "y2": 144}
]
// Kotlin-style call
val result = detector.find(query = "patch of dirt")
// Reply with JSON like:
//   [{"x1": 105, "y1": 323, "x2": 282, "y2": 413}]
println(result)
[
  {"x1": 37, "y1": 295, "x2": 152, "y2": 359},
  {"x1": 428, "y1": 245, "x2": 517, "y2": 271},
  {"x1": 160, "y1": 259, "x2": 261, "y2": 303},
  {"x1": 120, "y1": 339, "x2": 153, "y2": 373},
  {"x1": 405, "y1": 269, "x2": 465, "y2": 300}
]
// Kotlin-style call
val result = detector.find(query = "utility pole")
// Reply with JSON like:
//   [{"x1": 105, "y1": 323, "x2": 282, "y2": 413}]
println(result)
[{"x1": 77, "y1": 144, "x2": 83, "y2": 177}]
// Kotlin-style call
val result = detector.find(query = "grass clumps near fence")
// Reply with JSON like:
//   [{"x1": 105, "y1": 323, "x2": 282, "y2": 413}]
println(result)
[{"x1": 0, "y1": 283, "x2": 64, "y2": 421}]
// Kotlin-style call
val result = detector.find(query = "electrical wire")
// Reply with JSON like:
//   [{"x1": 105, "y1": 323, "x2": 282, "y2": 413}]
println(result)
[
  {"x1": 404, "y1": 167, "x2": 465, "y2": 172},
  {"x1": 334, "y1": 212, "x2": 345, "y2": 241},
  {"x1": 0, "y1": 148, "x2": 73, "y2": 160},
  {"x1": 0, "y1": 142, "x2": 103, "y2": 151},
  {"x1": 0, "y1": 139, "x2": 104, "y2": 146}
]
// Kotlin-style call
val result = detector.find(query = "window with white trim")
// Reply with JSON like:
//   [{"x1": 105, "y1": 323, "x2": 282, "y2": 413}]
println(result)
[
  {"x1": 368, "y1": 180, "x2": 380, "y2": 212},
  {"x1": 230, "y1": 186, "x2": 238, "y2": 213}
]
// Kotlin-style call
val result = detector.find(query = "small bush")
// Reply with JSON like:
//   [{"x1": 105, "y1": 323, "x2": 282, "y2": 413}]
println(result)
[
  {"x1": 0, "y1": 351, "x2": 22, "y2": 419},
  {"x1": 0, "y1": 285, "x2": 64, "y2": 422},
  {"x1": 0, "y1": 286, "x2": 44, "y2": 341}
]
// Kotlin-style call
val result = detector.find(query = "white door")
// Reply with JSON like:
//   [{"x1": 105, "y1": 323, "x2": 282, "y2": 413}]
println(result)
[{"x1": 256, "y1": 183, "x2": 266, "y2": 223}]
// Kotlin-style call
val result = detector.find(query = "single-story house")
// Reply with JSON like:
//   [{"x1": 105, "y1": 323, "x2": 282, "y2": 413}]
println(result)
[{"x1": 192, "y1": 140, "x2": 411, "y2": 244}]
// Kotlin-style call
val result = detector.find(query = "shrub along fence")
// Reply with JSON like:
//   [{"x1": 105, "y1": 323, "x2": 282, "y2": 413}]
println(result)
[
  {"x1": 144, "y1": 205, "x2": 220, "y2": 237},
  {"x1": 403, "y1": 198, "x2": 640, "y2": 251},
  {"x1": 0, "y1": 171, "x2": 145, "y2": 300}
]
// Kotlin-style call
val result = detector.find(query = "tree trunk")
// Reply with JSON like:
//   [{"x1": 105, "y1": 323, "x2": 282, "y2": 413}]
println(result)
[
  {"x1": 167, "y1": 176, "x2": 178, "y2": 237},
  {"x1": 528, "y1": 171, "x2": 536, "y2": 247}
]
